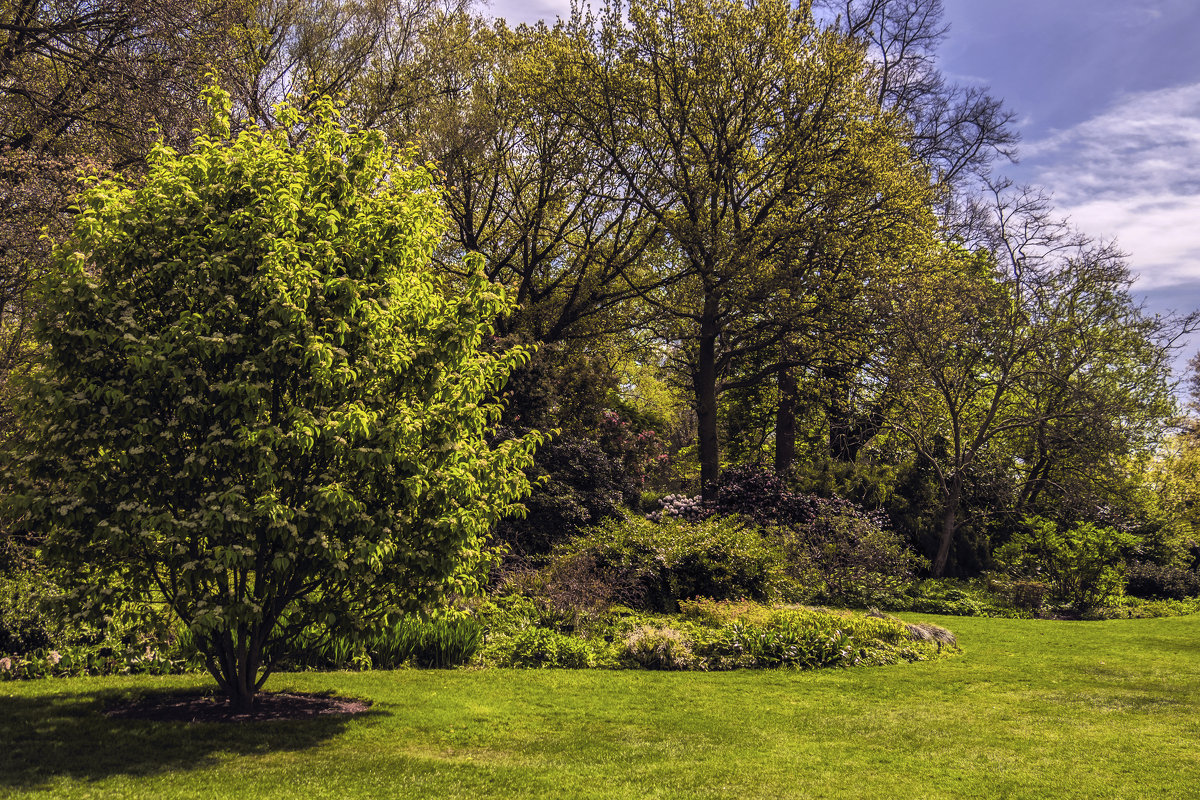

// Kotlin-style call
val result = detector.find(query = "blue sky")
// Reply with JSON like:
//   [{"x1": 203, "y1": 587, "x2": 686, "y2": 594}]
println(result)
[
  {"x1": 486, "y1": 0, "x2": 1200, "y2": 363},
  {"x1": 937, "y1": 0, "x2": 1200, "y2": 323}
]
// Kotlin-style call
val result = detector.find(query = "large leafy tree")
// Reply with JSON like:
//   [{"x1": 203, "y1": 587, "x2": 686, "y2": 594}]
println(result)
[
  {"x1": 3, "y1": 86, "x2": 542, "y2": 710},
  {"x1": 531, "y1": 0, "x2": 930, "y2": 497},
  {"x1": 888, "y1": 185, "x2": 1177, "y2": 575}
]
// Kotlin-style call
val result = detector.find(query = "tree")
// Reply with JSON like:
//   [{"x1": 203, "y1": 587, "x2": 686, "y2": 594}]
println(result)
[
  {"x1": 3, "y1": 86, "x2": 542, "y2": 710},
  {"x1": 533, "y1": 0, "x2": 929, "y2": 497},
  {"x1": 422, "y1": 19, "x2": 663, "y2": 348},
  {"x1": 765, "y1": 0, "x2": 1018, "y2": 482},
  {"x1": 0, "y1": 0, "x2": 246, "y2": 386},
  {"x1": 229, "y1": 0, "x2": 473, "y2": 129},
  {"x1": 815, "y1": 0, "x2": 1017, "y2": 190},
  {"x1": 887, "y1": 183, "x2": 1179, "y2": 575}
]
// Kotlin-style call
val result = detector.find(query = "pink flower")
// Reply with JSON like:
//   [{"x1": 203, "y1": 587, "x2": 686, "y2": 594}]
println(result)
[
  {"x1": 47, "y1": 651, "x2": 62, "y2": 665},
  {"x1": 0, "y1": 657, "x2": 11, "y2": 672}
]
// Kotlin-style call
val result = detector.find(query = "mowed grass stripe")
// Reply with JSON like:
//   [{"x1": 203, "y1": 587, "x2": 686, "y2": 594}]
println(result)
[{"x1": 3, "y1": 613, "x2": 1199, "y2": 799}]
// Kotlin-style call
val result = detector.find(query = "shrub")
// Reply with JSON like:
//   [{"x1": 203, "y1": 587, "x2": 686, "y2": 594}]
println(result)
[
  {"x1": 0, "y1": 638, "x2": 203, "y2": 681},
  {"x1": 995, "y1": 517, "x2": 1135, "y2": 611},
  {"x1": 473, "y1": 596, "x2": 954, "y2": 673},
  {"x1": 1125, "y1": 561, "x2": 1200, "y2": 600},
  {"x1": 485, "y1": 627, "x2": 606, "y2": 669},
  {"x1": 493, "y1": 434, "x2": 629, "y2": 556},
  {"x1": 782, "y1": 498, "x2": 924, "y2": 607},
  {"x1": 499, "y1": 551, "x2": 646, "y2": 630},
  {"x1": 713, "y1": 465, "x2": 808, "y2": 525},
  {"x1": 1080, "y1": 596, "x2": 1200, "y2": 620},
  {"x1": 0, "y1": 571, "x2": 55, "y2": 655},
  {"x1": 555, "y1": 515, "x2": 789, "y2": 611},
  {"x1": 640, "y1": 601, "x2": 950, "y2": 671},
  {"x1": 2, "y1": 86, "x2": 542, "y2": 710},
  {"x1": 649, "y1": 466, "x2": 923, "y2": 607},
  {"x1": 623, "y1": 624, "x2": 695, "y2": 670},
  {"x1": 986, "y1": 578, "x2": 1050, "y2": 612},
  {"x1": 886, "y1": 578, "x2": 1031, "y2": 618}
]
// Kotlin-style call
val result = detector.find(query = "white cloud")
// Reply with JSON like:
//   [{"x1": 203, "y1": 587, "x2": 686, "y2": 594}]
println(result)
[
  {"x1": 1022, "y1": 82, "x2": 1200, "y2": 289},
  {"x1": 484, "y1": 0, "x2": 572, "y2": 25}
]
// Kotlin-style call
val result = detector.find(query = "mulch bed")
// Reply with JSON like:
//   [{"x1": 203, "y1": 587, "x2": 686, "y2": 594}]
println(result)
[{"x1": 105, "y1": 691, "x2": 372, "y2": 723}]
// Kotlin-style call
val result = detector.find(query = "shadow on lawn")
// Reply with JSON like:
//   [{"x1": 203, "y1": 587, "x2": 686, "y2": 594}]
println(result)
[{"x1": 0, "y1": 687, "x2": 383, "y2": 791}]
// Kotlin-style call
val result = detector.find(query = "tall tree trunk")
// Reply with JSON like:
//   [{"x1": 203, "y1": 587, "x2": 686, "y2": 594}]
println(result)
[
  {"x1": 774, "y1": 363, "x2": 797, "y2": 475},
  {"x1": 696, "y1": 295, "x2": 721, "y2": 500},
  {"x1": 932, "y1": 477, "x2": 962, "y2": 577}
]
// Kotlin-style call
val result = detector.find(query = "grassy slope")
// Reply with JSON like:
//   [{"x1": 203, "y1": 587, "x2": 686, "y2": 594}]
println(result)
[{"x1": 2, "y1": 614, "x2": 1199, "y2": 799}]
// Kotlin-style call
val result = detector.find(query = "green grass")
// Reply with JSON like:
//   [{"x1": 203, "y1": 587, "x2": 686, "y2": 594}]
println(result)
[{"x1": 3, "y1": 614, "x2": 1200, "y2": 799}]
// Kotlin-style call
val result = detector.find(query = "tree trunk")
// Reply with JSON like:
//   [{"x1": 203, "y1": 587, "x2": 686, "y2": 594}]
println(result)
[
  {"x1": 207, "y1": 631, "x2": 260, "y2": 712},
  {"x1": 932, "y1": 478, "x2": 961, "y2": 577},
  {"x1": 774, "y1": 363, "x2": 797, "y2": 475},
  {"x1": 696, "y1": 295, "x2": 721, "y2": 500}
]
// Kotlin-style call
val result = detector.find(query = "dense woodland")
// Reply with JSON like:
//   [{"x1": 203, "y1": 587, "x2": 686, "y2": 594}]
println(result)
[{"x1": 4, "y1": 0, "x2": 1200, "y2": 699}]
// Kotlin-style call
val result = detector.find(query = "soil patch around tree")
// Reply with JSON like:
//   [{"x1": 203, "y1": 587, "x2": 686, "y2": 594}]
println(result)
[{"x1": 105, "y1": 690, "x2": 372, "y2": 723}]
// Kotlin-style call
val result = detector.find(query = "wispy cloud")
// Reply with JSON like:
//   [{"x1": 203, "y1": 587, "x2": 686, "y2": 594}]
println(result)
[
  {"x1": 1022, "y1": 82, "x2": 1200, "y2": 289},
  {"x1": 485, "y1": 0, "x2": 571, "y2": 25}
]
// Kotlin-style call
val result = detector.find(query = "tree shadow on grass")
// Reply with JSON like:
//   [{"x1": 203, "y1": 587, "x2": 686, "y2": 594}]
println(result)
[{"x1": 0, "y1": 687, "x2": 385, "y2": 791}]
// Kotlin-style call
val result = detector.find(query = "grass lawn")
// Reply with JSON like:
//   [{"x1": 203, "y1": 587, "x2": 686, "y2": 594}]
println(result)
[{"x1": 3, "y1": 613, "x2": 1199, "y2": 799}]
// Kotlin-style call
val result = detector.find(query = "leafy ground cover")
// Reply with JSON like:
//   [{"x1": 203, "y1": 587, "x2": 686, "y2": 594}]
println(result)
[{"x1": 3, "y1": 613, "x2": 1199, "y2": 799}]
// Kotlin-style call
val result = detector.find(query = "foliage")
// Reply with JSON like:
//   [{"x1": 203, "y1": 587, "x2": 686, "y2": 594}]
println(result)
[
  {"x1": 1143, "y1": 431, "x2": 1200, "y2": 563},
  {"x1": 886, "y1": 578, "x2": 1030, "y2": 618},
  {"x1": 622, "y1": 599, "x2": 949, "y2": 671},
  {"x1": 781, "y1": 501, "x2": 925, "y2": 608},
  {"x1": 888, "y1": 188, "x2": 1176, "y2": 576},
  {"x1": 0, "y1": 640, "x2": 200, "y2": 682},
  {"x1": 473, "y1": 595, "x2": 950, "y2": 672},
  {"x1": 555, "y1": 515, "x2": 791, "y2": 612},
  {"x1": 526, "y1": 0, "x2": 934, "y2": 496},
  {"x1": 481, "y1": 626, "x2": 613, "y2": 669},
  {"x1": 994, "y1": 517, "x2": 1136, "y2": 611},
  {"x1": 0, "y1": 0, "x2": 247, "y2": 385},
  {"x1": 710, "y1": 465, "x2": 807, "y2": 526},
  {"x1": 652, "y1": 467, "x2": 924, "y2": 606},
  {"x1": 2, "y1": 86, "x2": 542, "y2": 709},
  {"x1": 597, "y1": 410, "x2": 670, "y2": 492},
  {"x1": 498, "y1": 553, "x2": 646, "y2": 631},
  {"x1": 0, "y1": 570, "x2": 56, "y2": 656},
  {"x1": 493, "y1": 433, "x2": 630, "y2": 556},
  {"x1": 1124, "y1": 561, "x2": 1200, "y2": 601},
  {"x1": 1078, "y1": 596, "x2": 1200, "y2": 620},
  {"x1": 284, "y1": 613, "x2": 484, "y2": 670},
  {"x1": 623, "y1": 624, "x2": 696, "y2": 670},
  {"x1": 981, "y1": 577, "x2": 1050, "y2": 614}
]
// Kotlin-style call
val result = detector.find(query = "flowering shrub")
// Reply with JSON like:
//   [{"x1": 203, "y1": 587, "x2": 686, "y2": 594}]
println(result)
[
  {"x1": 648, "y1": 467, "x2": 923, "y2": 606},
  {"x1": 647, "y1": 493, "x2": 710, "y2": 523},
  {"x1": 597, "y1": 410, "x2": 671, "y2": 490}
]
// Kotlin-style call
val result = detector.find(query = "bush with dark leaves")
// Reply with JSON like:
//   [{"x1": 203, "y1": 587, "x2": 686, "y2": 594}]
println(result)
[
  {"x1": 1126, "y1": 561, "x2": 1200, "y2": 600},
  {"x1": 494, "y1": 433, "x2": 631, "y2": 556},
  {"x1": 649, "y1": 466, "x2": 923, "y2": 606}
]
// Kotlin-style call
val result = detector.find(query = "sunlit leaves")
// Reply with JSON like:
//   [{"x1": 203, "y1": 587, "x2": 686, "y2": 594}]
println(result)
[{"x1": 3, "y1": 85, "x2": 542, "y2": 704}]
